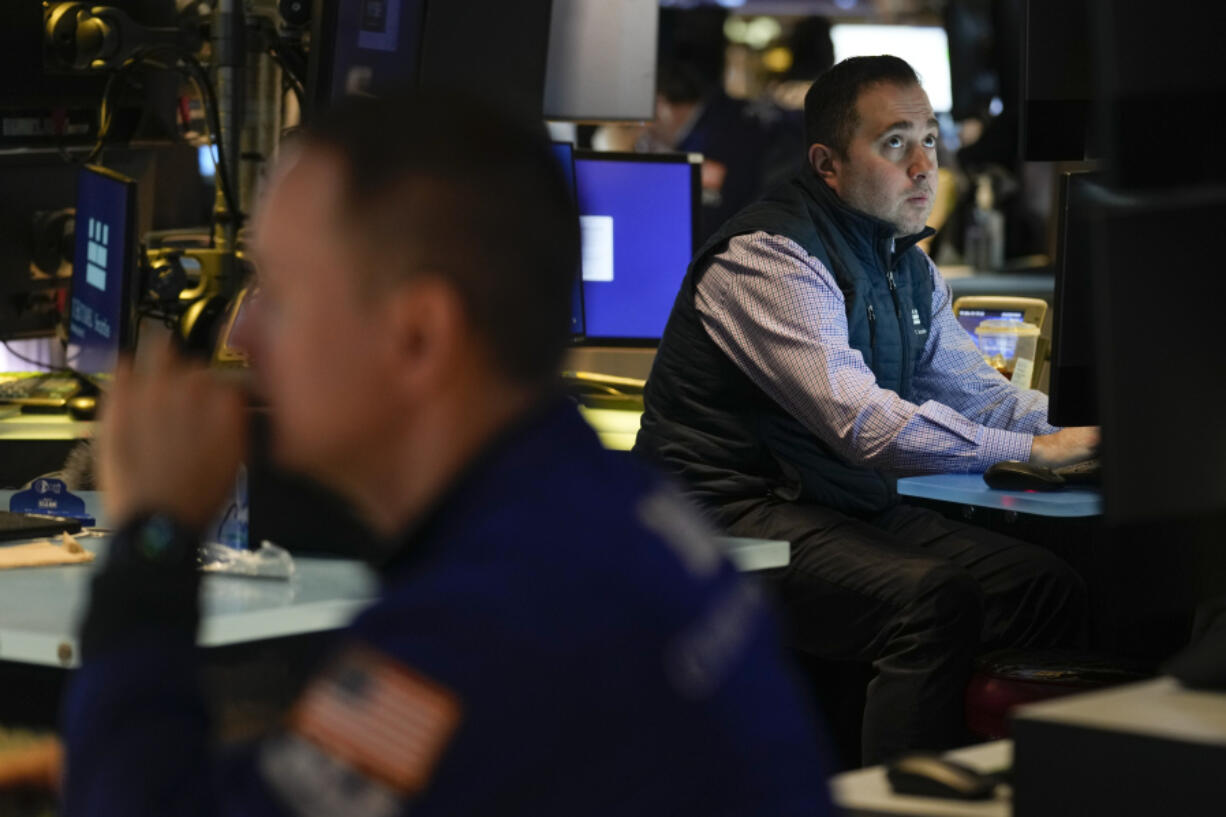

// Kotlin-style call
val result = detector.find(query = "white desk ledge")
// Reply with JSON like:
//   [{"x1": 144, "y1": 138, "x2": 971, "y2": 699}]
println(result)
[{"x1": 830, "y1": 740, "x2": 1012, "y2": 817}]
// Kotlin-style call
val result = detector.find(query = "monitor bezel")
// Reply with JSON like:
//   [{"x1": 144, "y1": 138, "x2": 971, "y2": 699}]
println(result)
[
  {"x1": 551, "y1": 140, "x2": 586, "y2": 343},
  {"x1": 570, "y1": 149, "x2": 702, "y2": 348},
  {"x1": 1047, "y1": 169, "x2": 1103, "y2": 427}
]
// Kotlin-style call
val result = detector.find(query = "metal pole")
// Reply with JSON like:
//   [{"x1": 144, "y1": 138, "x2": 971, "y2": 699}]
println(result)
[{"x1": 212, "y1": 0, "x2": 244, "y2": 291}]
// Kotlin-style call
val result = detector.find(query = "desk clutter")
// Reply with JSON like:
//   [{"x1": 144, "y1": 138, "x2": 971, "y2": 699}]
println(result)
[{"x1": 0, "y1": 533, "x2": 93, "y2": 570}]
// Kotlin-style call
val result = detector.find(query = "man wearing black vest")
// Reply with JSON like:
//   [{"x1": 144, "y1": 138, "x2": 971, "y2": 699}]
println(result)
[{"x1": 635, "y1": 56, "x2": 1098, "y2": 764}]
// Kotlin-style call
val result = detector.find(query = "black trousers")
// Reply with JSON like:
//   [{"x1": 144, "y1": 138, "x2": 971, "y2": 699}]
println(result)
[{"x1": 715, "y1": 497, "x2": 1088, "y2": 765}]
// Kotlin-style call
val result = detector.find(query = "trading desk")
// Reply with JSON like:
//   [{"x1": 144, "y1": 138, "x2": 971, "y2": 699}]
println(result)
[
  {"x1": 0, "y1": 492, "x2": 787, "y2": 668},
  {"x1": 578, "y1": 405, "x2": 1103, "y2": 520},
  {"x1": 0, "y1": 491, "x2": 377, "y2": 668},
  {"x1": 896, "y1": 474, "x2": 1101, "y2": 518}
]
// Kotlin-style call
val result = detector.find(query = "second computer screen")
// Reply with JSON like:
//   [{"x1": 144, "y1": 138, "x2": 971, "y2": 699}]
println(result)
[
  {"x1": 573, "y1": 153, "x2": 697, "y2": 342},
  {"x1": 69, "y1": 165, "x2": 135, "y2": 376}
]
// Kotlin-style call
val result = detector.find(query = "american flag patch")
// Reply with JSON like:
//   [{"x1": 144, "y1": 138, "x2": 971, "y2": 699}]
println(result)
[{"x1": 288, "y1": 645, "x2": 462, "y2": 796}]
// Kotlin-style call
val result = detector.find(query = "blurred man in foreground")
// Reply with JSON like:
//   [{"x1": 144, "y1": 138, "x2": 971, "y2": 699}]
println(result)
[{"x1": 61, "y1": 91, "x2": 833, "y2": 815}]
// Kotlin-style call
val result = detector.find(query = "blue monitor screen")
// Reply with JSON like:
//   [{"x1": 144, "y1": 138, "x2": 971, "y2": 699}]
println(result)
[
  {"x1": 551, "y1": 142, "x2": 585, "y2": 337},
  {"x1": 574, "y1": 154, "x2": 696, "y2": 341},
  {"x1": 69, "y1": 166, "x2": 134, "y2": 376}
]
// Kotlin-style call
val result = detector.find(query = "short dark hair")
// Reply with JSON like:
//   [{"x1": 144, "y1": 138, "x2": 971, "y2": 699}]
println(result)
[
  {"x1": 804, "y1": 56, "x2": 920, "y2": 157},
  {"x1": 299, "y1": 88, "x2": 580, "y2": 386}
]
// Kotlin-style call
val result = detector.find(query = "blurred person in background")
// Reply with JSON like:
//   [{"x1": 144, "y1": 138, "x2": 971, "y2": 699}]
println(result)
[{"x1": 636, "y1": 56, "x2": 1094, "y2": 765}]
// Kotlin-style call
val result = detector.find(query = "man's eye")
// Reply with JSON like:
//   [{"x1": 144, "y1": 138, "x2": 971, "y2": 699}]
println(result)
[
  {"x1": 923, "y1": 135, "x2": 938, "y2": 148},
  {"x1": 886, "y1": 136, "x2": 903, "y2": 149}
]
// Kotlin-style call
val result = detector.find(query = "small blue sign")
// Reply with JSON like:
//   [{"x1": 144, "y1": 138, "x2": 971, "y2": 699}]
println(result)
[{"x1": 9, "y1": 478, "x2": 96, "y2": 526}]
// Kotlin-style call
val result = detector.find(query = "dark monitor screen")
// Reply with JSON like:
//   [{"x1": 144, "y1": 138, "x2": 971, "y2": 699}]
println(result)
[
  {"x1": 573, "y1": 151, "x2": 699, "y2": 344},
  {"x1": 68, "y1": 166, "x2": 136, "y2": 376},
  {"x1": 551, "y1": 141, "x2": 585, "y2": 339},
  {"x1": 308, "y1": 0, "x2": 551, "y2": 119},
  {"x1": 308, "y1": 0, "x2": 426, "y2": 109},
  {"x1": 1047, "y1": 171, "x2": 1100, "y2": 427},
  {"x1": 1091, "y1": 186, "x2": 1226, "y2": 525}
]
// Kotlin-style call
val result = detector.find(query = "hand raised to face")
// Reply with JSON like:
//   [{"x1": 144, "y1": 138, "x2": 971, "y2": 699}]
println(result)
[{"x1": 97, "y1": 343, "x2": 248, "y2": 532}]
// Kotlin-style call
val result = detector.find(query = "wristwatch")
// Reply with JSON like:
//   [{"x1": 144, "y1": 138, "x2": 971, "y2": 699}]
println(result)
[{"x1": 127, "y1": 512, "x2": 200, "y2": 569}]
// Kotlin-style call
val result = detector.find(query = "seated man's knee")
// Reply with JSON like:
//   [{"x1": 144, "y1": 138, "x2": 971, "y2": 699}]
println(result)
[
  {"x1": 899, "y1": 562, "x2": 985, "y2": 638},
  {"x1": 1022, "y1": 549, "x2": 1087, "y2": 610}
]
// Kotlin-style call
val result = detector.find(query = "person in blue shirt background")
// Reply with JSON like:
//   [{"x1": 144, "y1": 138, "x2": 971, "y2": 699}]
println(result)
[{"x1": 64, "y1": 89, "x2": 834, "y2": 815}]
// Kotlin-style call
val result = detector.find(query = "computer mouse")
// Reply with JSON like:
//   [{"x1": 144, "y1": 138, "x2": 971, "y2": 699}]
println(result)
[
  {"x1": 66, "y1": 395, "x2": 98, "y2": 421},
  {"x1": 886, "y1": 754, "x2": 998, "y2": 800},
  {"x1": 983, "y1": 460, "x2": 1066, "y2": 491}
]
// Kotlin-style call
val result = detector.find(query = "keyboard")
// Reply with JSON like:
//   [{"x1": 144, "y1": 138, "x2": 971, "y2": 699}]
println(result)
[
  {"x1": 0, "y1": 374, "x2": 81, "y2": 409},
  {"x1": 1053, "y1": 457, "x2": 1101, "y2": 485}
]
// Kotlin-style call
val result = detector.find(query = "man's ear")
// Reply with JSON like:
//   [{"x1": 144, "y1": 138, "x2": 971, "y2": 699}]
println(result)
[
  {"x1": 385, "y1": 276, "x2": 468, "y2": 397},
  {"x1": 808, "y1": 143, "x2": 841, "y2": 194}
]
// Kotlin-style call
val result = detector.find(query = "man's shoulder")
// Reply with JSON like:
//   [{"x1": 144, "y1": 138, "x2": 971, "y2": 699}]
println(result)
[
  {"x1": 700, "y1": 177, "x2": 834, "y2": 268},
  {"x1": 379, "y1": 447, "x2": 728, "y2": 612}
]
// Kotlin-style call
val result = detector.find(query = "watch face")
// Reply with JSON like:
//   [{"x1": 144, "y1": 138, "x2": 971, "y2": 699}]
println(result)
[{"x1": 136, "y1": 514, "x2": 189, "y2": 565}]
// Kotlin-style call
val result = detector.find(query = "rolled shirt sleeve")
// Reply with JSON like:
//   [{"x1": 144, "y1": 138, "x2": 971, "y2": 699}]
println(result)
[{"x1": 693, "y1": 232, "x2": 1035, "y2": 474}]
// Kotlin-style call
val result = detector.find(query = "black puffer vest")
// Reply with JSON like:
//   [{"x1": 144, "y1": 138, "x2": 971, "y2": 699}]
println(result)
[{"x1": 634, "y1": 170, "x2": 936, "y2": 516}]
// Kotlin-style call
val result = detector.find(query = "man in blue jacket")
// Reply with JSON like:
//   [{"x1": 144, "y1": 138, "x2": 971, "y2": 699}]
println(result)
[
  {"x1": 64, "y1": 91, "x2": 833, "y2": 815},
  {"x1": 635, "y1": 56, "x2": 1097, "y2": 764}
]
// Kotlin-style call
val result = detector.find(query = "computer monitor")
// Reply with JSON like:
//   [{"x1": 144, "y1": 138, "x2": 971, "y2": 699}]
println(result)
[
  {"x1": 1090, "y1": 185, "x2": 1226, "y2": 525},
  {"x1": 551, "y1": 142, "x2": 585, "y2": 340},
  {"x1": 830, "y1": 24, "x2": 953, "y2": 114},
  {"x1": 307, "y1": 0, "x2": 551, "y2": 119},
  {"x1": 1047, "y1": 171, "x2": 1101, "y2": 427},
  {"x1": 952, "y1": 296, "x2": 1046, "y2": 340},
  {"x1": 543, "y1": 0, "x2": 658, "y2": 121},
  {"x1": 308, "y1": 0, "x2": 426, "y2": 109},
  {"x1": 572, "y1": 151, "x2": 700, "y2": 345},
  {"x1": 67, "y1": 166, "x2": 137, "y2": 377}
]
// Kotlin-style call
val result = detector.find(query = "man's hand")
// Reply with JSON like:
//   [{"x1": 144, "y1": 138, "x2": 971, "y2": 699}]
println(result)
[
  {"x1": 1029, "y1": 426, "x2": 1100, "y2": 469},
  {"x1": 97, "y1": 344, "x2": 248, "y2": 532}
]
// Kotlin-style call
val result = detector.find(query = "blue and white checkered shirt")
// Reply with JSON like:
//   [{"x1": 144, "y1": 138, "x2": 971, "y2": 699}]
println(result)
[{"x1": 694, "y1": 232, "x2": 1056, "y2": 475}]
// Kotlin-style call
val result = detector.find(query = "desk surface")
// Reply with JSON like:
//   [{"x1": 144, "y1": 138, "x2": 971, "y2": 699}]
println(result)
[
  {"x1": 0, "y1": 537, "x2": 377, "y2": 668},
  {"x1": 897, "y1": 474, "x2": 1101, "y2": 518},
  {"x1": 0, "y1": 492, "x2": 787, "y2": 668},
  {"x1": 1016, "y1": 676, "x2": 1226, "y2": 746},
  {"x1": 576, "y1": 410, "x2": 1103, "y2": 520},
  {"x1": 577, "y1": 405, "x2": 641, "y2": 452},
  {"x1": 0, "y1": 490, "x2": 376, "y2": 668},
  {"x1": 830, "y1": 740, "x2": 1012, "y2": 817}
]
